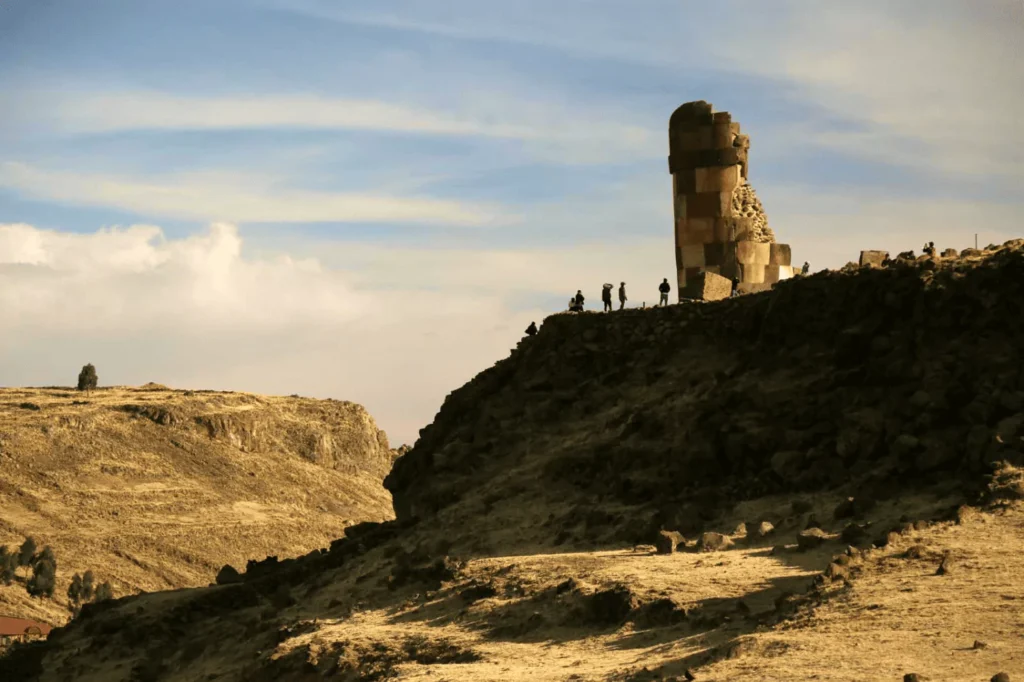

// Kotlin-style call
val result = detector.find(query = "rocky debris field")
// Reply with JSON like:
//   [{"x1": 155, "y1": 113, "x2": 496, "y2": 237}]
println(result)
[{"x1": 3, "y1": 240, "x2": 1023, "y2": 681}]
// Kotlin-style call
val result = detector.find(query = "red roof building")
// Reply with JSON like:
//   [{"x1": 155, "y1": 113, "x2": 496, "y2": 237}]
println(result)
[{"x1": 0, "y1": 616, "x2": 53, "y2": 644}]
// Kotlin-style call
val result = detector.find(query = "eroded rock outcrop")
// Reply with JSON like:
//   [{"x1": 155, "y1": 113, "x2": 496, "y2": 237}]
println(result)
[{"x1": 386, "y1": 242, "x2": 1024, "y2": 542}]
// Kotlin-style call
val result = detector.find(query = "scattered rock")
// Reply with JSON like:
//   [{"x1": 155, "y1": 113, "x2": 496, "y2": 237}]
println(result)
[
  {"x1": 584, "y1": 586, "x2": 640, "y2": 626},
  {"x1": 825, "y1": 562, "x2": 850, "y2": 582},
  {"x1": 797, "y1": 527, "x2": 829, "y2": 551},
  {"x1": 859, "y1": 250, "x2": 889, "y2": 267},
  {"x1": 840, "y1": 523, "x2": 869, "y2": 545},
  {"x1": 215, "y1": 565, "x2": 242, "y2": 585},
  {"x1": 755, "y1": 521, "x2": 775, "y2": 538},
  {"x1": 655, "y1": 530, "x2": 686, "y2": 555},
  {"x1": 936, "y1": 555, "x2": 953, "y2": 576},
  {"x1": 973, "y1": 640, "x2": 988, "y2": 650},
  {"x1": 459, "y1": 583, "x2": 497, "y2": 604},
  {"x1": 904, "y1": 674, "x2": 926, "y2": 682},
  {"x1": 697, "y1": 532, "x2": 733, "y2": 552},
  {"x1": 991, "y1": 673, "x2": 1010, "y2": 682},
  {"x1": 684, "y1": 271, "x2": 733, "y2": 302},
  {"x1": 904, "y1": 545, "x2": 929, "y2": 560},
  {"x1": 555, "y1": 578, "x2": 579, "y2": 595},
  {"x1": 632, "y1": 598, "x2": 687, "y2": 628}
]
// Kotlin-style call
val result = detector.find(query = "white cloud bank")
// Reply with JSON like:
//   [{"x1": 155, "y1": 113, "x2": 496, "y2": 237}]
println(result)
[{"x1": 0, "y1": 223, "x2": 583, "y2": 444}]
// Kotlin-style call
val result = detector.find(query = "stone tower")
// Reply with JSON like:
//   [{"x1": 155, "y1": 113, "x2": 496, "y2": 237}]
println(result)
[{"x1": 668, "y1": 100, "x2": 794, "y2": 297}]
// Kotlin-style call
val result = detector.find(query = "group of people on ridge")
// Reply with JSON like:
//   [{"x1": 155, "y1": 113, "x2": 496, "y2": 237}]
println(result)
[
  {"x1": 528, "y1": 260, "x2": 815, "y2": 333},
  {"x1": 567, "y1": 278, "x2": 672, "y2": 314},
  {"x1": 525, "y1": 278, "x2": 674, "y2": 337}
]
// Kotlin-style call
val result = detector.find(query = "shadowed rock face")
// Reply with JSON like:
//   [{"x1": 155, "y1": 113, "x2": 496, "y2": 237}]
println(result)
[{"x1": 386, "y1": 241, "x2": 1024, "y2": 543}]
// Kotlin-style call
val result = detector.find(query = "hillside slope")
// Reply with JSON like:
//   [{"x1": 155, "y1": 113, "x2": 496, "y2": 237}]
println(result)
[
  {"x1": 4, "y1": 241, "x2": 1023, "y2": 681},
  {"x1": 0, "y1": 387, "x2": 400, "y2": 626}
]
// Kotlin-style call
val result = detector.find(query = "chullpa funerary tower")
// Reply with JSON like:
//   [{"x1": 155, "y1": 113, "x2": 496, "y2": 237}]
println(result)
[{"x1": 668, "y1": 100, "x2": 794, "y2": 297}]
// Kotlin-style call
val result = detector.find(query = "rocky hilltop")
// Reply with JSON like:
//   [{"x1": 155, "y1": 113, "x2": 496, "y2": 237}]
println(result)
[
  {"x1": 387, "y1": 240, "x2": 1024, "y2": 549},
  {"x1": 0, "y1": 387, "x2": 400, "y2": 627},
  {"x1": 3, "y1": 243, "x2": 1023, "y2": 681}
]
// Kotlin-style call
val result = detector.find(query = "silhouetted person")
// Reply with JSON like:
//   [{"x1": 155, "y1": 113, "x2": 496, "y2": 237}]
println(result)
[
  {"x1": 801, "y1": 262, "x2": 810, "y2": 275},
  {"x1": 618, "y1": 282, "x2": 627, "y2": 310},
  {"x1": 731, "y1": 276, "x2": 740, "y2": 297},
  {"x1": 602, "y1": 284, "x2": 613, "y2": 312},
  {"x1": 525, "y1": 321, "x2": 538, "y2": 336},
  {"x1": 570, "y1": 290, "x2": 584, "y2": 312},
  {"x1": 924, "y1": 241, "x2": 935, "y2": 256},
  {"x1": 658, "y1": 278, "x2": 671, "y2": 306}
]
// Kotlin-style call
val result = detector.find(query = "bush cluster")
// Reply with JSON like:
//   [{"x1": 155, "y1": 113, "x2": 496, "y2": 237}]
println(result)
[{"x1": 1, "y1": 537, "x2": 114, "y2": 610}]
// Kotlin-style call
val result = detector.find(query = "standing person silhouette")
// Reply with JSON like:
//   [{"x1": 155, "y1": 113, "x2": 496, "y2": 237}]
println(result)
[
  {"x1": 658, "y1": 278, "x2": 671, "y2": 306},
  {"x1": 618, "y1": 282, "x2": 627, "y2": 310},
  {"x1": 601, "y1": 284, "x2": 613, "y2": 312},
  {"x1": 572, "y1": 290, "x2": 585, "y2": 312}
]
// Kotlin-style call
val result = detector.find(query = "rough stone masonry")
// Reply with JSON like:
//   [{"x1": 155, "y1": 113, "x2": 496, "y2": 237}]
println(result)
[{"x1": 668, "y1": 100, "x2": 794, "y2": 297}]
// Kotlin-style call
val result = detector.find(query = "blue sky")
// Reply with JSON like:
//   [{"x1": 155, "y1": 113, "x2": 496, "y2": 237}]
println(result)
[{"x1": 1, "y1": 0, "x2": 1022, "y2": 444}]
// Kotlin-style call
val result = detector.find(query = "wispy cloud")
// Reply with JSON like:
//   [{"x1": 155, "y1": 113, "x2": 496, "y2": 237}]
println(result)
[
  {"x1": 714, "y1": 1, "x2": 1024, "y2": 183},
  {"x1": 0, "y1": 161, "x2": 508, "y2": 225},
  {"x1": 9, "y1": 90, "x2": 660, "y2": 166}
]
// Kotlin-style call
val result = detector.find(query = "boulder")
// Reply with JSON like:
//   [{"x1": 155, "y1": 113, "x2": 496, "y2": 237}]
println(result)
[
  {"x1": 825, "y1": 562, "x2": 850, "y2": 581},
  {"x1": 584, "y1": 585, "x2": 639, "y2": 626},
  {"x1": 655, "y1": 530, "x2": 686, "y2": 555},
  {"x1": 215, "y1": 564, "x2": 242, "y2": 585},
  {"x1": 859, "y1": 250, "x2": 889, "y2": 267},
  {"x1": 683, "y1": 271, "x2": 733, "y2": 302},
  {"x1": 697, "y1": 532, "x2": 733, "y2": 552},
  {"x1": 840, "y1": 523, "x2": 869, "y2": 545},
  {"x1": 797, "y1": 527, "x2": 829, "y2": 551}
]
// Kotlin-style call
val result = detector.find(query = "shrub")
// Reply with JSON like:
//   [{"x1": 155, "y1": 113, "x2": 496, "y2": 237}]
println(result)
[
  {"x1": 77, "y1": 364, "x2": 98, "y2": 392},
  {"x1": 26, "y1": 559, "x2": 56, "y2": 598},
  {"x1": 81, "y1": 570, "x2": 95, "y2": 602},
  {"x1": 17, "y1": 537, "x2": 36, "y2": 571},
  {"x1": 33, "y1": 546, "x2": 57, "y2": 572},
  {"x1": 0, "y1": 548, "x2": 16, "y2": 585},
  {"x1": 93, "y1": 581, "x2": 114, "y2": 603},
  {"x1": 68, "y1": 573, "x2": 83, "y2": 604}
]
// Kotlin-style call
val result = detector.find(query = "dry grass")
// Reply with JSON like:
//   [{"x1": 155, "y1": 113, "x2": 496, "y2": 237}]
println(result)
[
  {"x1": 0, "y1": 385, "x2": 395, "y2": 626},
  {"x1": 23, "y1": 482, "x2": 1023, "y2": 681}
]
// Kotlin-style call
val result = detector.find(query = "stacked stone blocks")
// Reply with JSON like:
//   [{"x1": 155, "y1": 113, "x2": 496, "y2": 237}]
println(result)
[{"x1": 669, "y1": 101, "x2": 793, "y2": 296}]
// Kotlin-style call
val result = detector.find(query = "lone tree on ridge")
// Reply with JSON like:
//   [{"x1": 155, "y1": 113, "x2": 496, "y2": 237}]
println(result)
[{"x1": 77, "y1": 363, "x2": 98, "y2": 392}]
